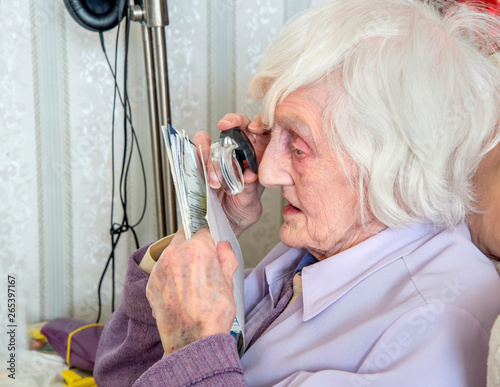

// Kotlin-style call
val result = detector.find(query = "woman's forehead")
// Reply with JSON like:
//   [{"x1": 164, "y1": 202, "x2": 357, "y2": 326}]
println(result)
[{"x1": 272, "y1": 87, "x2": 330, "y2": 135}]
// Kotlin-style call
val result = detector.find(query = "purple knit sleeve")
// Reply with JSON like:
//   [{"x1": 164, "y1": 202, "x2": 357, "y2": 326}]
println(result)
[
  {"x1": 133, "y1": 334, "x2": 247, "y2": 387},
  {"x1": 94, "y1": 244, "x2": 164, "y2": 387},
  {"x1": 95, "y1": 245, "x2": 248, "y2": 386}
]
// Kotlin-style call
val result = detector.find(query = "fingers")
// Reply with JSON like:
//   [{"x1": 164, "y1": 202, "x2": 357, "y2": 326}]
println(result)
[
  {"x1": 247, "y1": 115, "x2": 268, "y2": 135},
  {"x1": 161, "y1": 227, "x2": 213, "y2": 265},
  {"x1": 147, "y1": 228, "x2": 237, "y2": 353},
  {"x1": 219, "y1": 114, "x2": 268, "y2": 146},
  {"x1": 193, "y1": 132, "x2": 221, "y2": 189},
  {"x1": 170, "y1": 225, "x2": 187, "y2": 245},
  {"x1": 218, "y1": 113, "x2": 251, "y2": 131},
  {"x1": 188, "y1": 113, "x2": 268, "y2": 237},
  {"x1": 178, "y1": 227, "x2": 213, "y2": 249},
  {"x1": 238, "y1": 116, "x2": 267, "y2": 196},
  {"x1": 250, "y1": 116, "x2": 272, "y2": 164},
  {"x1": 164, "y1": 228, "x2": 234, "y2": 279},
  {"x1": 243, "y1": 166, "x2": 258, "y2": 185},
  {"x1": 193, "y1": 131, "x2": 211, "y2": 165},
  {"x1": 216, "y1": 241, "x2": 238, "y2": 287},
  {"x1": 198, "y1": 114, "x2": 270, "y2": 190},
  {"x1": 238, "y1": 167, "x2": 263, "y2": 202}
]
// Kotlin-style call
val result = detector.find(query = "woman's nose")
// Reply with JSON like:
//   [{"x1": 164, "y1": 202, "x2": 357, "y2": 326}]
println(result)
[{"x1": 258, "y1": 139, "x2": 293, "y2": 188}]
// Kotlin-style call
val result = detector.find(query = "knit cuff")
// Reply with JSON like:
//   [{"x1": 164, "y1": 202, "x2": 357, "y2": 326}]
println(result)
[
  {"x1": 139, "y1": 234, "x2": 176, "y2": 274},
  {"x1": 122, "y1": 244, "x2": 157, "y2": 325},
  {"x1": 134, "y1": 334, "x2": 244, "y2": 386}
]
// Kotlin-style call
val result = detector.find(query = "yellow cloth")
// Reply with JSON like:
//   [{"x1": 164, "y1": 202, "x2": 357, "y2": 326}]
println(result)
[{"x1": 288, "y1": 273, "x2": 303, "y2": 306}]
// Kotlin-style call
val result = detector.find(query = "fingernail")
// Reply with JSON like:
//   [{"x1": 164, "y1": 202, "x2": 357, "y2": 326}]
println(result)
[
  {"x1": 209, "y1": 172, "x2": 221, "y2": 189},
  {"x1": 219, "y1": 115, "x2": 233, "y2": 124},
  {"x1": 246, "y1": 173, "x2": 258, "y2": 184}
]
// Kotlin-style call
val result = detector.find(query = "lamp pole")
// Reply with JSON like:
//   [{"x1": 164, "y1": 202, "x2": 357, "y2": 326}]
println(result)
[{"x1": 130, "y1": 0, "x2": 177, "y2": 237}]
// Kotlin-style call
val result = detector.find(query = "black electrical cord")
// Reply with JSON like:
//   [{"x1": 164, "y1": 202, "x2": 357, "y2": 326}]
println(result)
[{"x1": 95, "y1": 11, "x2": 148, "y2": 324}]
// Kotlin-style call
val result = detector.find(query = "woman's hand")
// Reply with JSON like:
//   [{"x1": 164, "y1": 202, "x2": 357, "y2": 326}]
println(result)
[
  {"x1": 194, "y1": 114, "x2": 271, "y2": 237},
  {"x1": 146, "y1": 227, "x2": 238, "y2": 355}
]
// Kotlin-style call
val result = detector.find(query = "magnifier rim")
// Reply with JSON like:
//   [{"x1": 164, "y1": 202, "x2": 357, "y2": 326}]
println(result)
[{"x1": 210, "y1": 139, "x2": 245, "y2": 195}]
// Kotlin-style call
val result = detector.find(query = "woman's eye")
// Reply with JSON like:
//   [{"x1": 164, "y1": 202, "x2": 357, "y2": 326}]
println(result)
[
  {"x1": 287, "y1": 132, "x2": 310, "y2": 159},
  {"x1": 291, "y1": 144, "x2": 305, "y2": 156}
]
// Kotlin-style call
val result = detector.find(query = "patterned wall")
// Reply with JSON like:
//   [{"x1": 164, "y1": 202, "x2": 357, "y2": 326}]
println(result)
[{"x1": 0, "y1": 0, "x2": 328, "y2": 341}]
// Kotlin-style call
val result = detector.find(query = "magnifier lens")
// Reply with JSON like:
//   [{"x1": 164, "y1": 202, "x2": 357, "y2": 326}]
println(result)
[{"x1": 210, "y1": 136, "x2": 245, "y2": 195}]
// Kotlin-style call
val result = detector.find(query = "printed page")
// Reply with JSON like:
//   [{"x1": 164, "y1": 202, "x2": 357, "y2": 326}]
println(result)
[
  {"x1": 162, "y1": 126, "x2": 191, "y2": 237},
  {"x1": 181, "y1": 132, "x2": 209, "y2": 237},
  {"x1": 161, "y1": 125, "x2": 208, "y2": 239}
]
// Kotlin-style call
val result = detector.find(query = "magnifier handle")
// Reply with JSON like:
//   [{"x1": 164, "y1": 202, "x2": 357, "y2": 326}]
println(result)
[{"x1": 219, "y1": 128, "x2": 258, "y2": 173}]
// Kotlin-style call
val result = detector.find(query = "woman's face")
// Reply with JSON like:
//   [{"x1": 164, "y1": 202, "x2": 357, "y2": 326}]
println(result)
[
  {"x1": 259, "y1": 86, "x2": 384, "y2": 260},
  {"x1": 468, "y1": 143, "x2": 500, "y2": 260}
]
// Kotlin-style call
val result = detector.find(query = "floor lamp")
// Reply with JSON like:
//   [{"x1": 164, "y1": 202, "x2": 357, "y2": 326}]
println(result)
[{"x1": 130, "y1": 0, "x2": 177, "y2": 237}]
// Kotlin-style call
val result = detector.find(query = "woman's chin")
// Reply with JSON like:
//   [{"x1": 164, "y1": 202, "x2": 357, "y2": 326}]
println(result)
[{"x1": 279, "y1": 222, "x2": 304, "y2": 250}]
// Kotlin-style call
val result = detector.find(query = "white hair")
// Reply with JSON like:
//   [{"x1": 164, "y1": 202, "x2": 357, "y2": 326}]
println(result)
[{"x1": 251, "y1": 0, "x2": 500, "y2": 229}]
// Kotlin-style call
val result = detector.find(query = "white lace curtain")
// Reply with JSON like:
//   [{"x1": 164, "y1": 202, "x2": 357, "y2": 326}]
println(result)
[{"x1": 0, "y1": 0, "x2": 326, "y2": 333}]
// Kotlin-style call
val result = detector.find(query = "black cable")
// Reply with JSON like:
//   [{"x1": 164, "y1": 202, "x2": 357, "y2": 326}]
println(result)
[
  {"x1": 98, "y1": 16, "x2": 148, "y2": 228},
  {"x1": 122, "y1": 15, "x2": 148, "y2": 229},
  {"x1": 96, "y1": 22, "x2": 121, "y2": 324},
  {"x1": 96, "y1": 23, "x2": 120, "y2": 324},
  {"x1": 95, "y1": 9, "x2": 148, "y2": 323}
]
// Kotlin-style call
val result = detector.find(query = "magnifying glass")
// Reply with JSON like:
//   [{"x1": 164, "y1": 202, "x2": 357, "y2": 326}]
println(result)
[{"x1": 210, "y1": 128, "x2": 258, "y2": 195}]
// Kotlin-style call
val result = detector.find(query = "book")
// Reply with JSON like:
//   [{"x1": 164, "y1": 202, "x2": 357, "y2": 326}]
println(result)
[{"x1": 161, "y1": 124, "x2": 245, "y2": 355}]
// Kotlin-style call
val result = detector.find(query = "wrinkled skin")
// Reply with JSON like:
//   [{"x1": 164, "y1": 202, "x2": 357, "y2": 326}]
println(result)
[
  {"x1": 146, "y1": 228, "x2": 238, "y2": 355},
  {"x1": 258, "y1": 86, "x2": 385, "y2": 260},
  {"x1": 147, "y1": 85, "x2": 385, "y2": 354}
]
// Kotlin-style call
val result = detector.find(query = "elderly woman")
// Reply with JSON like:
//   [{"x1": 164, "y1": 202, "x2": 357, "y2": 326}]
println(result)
[{"x1": 95, "y1": 0, "x2": 500, "y2": 385}]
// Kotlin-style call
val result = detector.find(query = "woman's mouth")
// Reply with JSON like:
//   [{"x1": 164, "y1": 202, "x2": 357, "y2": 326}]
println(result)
[{"x1": 283, "y1": 203, "x2": 301, "y2": 216}]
